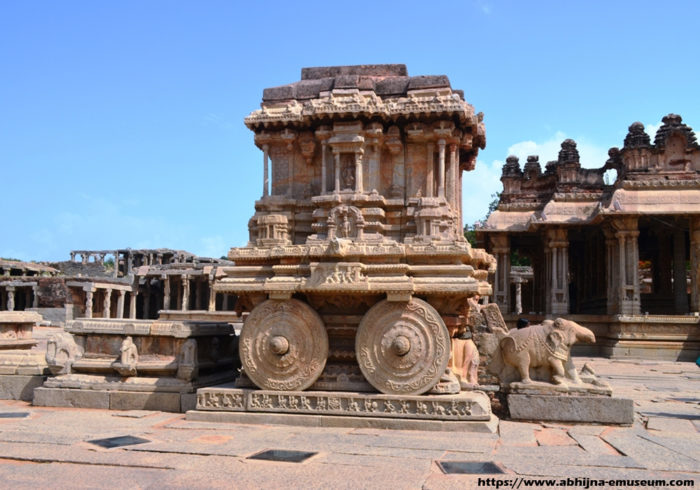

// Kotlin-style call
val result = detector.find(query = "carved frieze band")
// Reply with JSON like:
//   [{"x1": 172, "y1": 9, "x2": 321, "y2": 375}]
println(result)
[{"x1": 196, "y1": 388, "x2": 491, "y2": 421}]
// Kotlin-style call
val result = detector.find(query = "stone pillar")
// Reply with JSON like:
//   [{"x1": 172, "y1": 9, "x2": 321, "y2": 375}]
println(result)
[
  {"x1": 181, "y1": 275, "x2": 189, "y2": 311},
  {"x1": 85, "y1": 289, "x2": 94, "y2": 319},
  {"x1": 70, "y1": 252, "x2": 76, "y2": 261},
  {"x1": 6, "y1": 286, "x2": 15, "y2": 312},
  {"x1": 129, "y1": 289, "x2": 138, "y2": 319},
  {"x1": 489, "y1": 234, "x2": 510, "y2": 312},
  {"x1": 447, "y1": 144, "x2": 457, "y2": 209},
  {"x1": 437, "y1": 139, "x2": 446, "y2": 198},
  {"x1": 612, "y1": 217, "x2": 641, "y2": 315},
  {"x1": 208, "y1": 280, "x2": 216, "y2": 312},
  {"x1": 116, "y1": 290, "x2": 125, "y2": 319},
  {"x1": 514, "y1": 276, "x2": 523, "y2": 315},
  {"x1": 690, "y1": 217, "x2": 700, "y2": 312},
  {"x1": 354, "y1": 151, "x2": 363, "y2": 193},
  {"x1": 334, "y1": 152, "x2": 340, "y2": 193},
  {"x1": 673, "y1": 226, "x2": 688, "y2": 313},
  {"x1": 163, "y1": 275, "x2": 170, "y2": 310},
  {"x1": 32, "y1": 285, "x2": 39, "y2": 308},
  {"x1": 103, "y1": 289, "x2": 112, "y2": 318},
  {"x1": 604, "y1": 227, "x2": 619, "y2": 314},
  {"x1": 262, "y1": 143, "x2": 269, "y2": 197},
  {"x1": 545, "y1": 228, "x2": 569, "y2": 315},
  {"x1": 321, "y1": 141, "x2": 327, "y2": 194},
  {"x1": 426, "y1": 143, "x2": 434, "y2": 197},
  {"x1": 127, "y1": 252, "x2": 133, "y2": 275}
]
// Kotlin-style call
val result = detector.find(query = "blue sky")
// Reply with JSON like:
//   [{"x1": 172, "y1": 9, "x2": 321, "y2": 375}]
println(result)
[{"x1": 2, "y1": 1, "x2": 698, "y2": 261}]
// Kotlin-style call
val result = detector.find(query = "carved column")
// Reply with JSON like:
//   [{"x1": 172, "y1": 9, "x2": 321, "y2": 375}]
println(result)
[
  {"x1": 489, "y1": 234, "x2": 510, "y2": 312},
  {"x1": 262, "y1": 143, "x2": 269, "y2": 197},
  {"x1": 514, "y1": 276, "x2": 523, "y2": 315},
  {"x1": 334, "y1": 152, "x2": 340, "y2": 192},
  {"x1": 163, "y1": 275, "x2": 170, "y2": 310},
  {"x1": 116, "y1": 290, "x2": 125, "y2": 319},
  {"x1": 129, "y1": 288, "x2": 138, "y2": 319},
  {"x1": 447, "y1": 144, "x2": 457, "y2": 209},
  {"x1": 612, "y1": 217, "x2": 640, "y2": 315},
  {"x1": 6, "y1": 287, "x2": 15, "y2": 312},
  {"x1": 673, "y1": 225, "x2": 688, "y2": 313},
  {"x1": 426, "y1": 143, "x2": 434, "y2": 197},
  {"x1": 321, "y1": 141, "x2": 327, "y2": 194},
  {"x1": 545, "y1": 228, "x2": 569, "y2": 315},
  {"x1": 181, "y1": 275, "x2": 189, "y2": 311},
  {"x1": 691, "y1": 217, "x2": 700, "y2": 312},
  {"x1": 354, "y1": 151, "x2": 363, "y2": 193},
  {"x1": 208, "y1": 278, "x2": 216, "y2": 312},
  {"x1": 604, "y1": 227, "x2": 619, "y2": 314},
  {"x1": 437, "y1": 139, "x2": 446, "y2": 198},
  {"x1": 103, "y1": 288, "x2": 112, "y2": 318},
  {"x1": 85, "y1": 289, "x2": 93, "y2": 319},
  {"x1": 32, "y1": 285, "x2": 39, "y2": 308}
]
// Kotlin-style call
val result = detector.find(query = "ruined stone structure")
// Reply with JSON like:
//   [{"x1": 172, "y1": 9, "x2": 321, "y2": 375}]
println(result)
[
  {"x1": 0, "y1": 311, "x2": 48, "y2": 400},
  {"x1": 191, "y1": 64, "x2": 498, "y2": 429},
  {"x1": 478, "y1": 115, "x2": 700, "y2": 360}
]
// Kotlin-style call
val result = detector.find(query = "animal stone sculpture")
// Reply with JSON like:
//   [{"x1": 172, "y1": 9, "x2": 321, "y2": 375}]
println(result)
[{"x1": 488, "y1": 318, "x2": 595, "y2": 387}]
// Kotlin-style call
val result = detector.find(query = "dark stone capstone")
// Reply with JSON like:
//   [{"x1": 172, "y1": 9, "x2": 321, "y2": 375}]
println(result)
[
  {"x1": 653, "y1": 113, "x2": 698, "y2": 149},
  {"x1": 502, "y1": 155, "x2": 522, "y2": 177},
  {"x1": 623, "y1": 122, "x2": 651, "y2": 148},
  {"x1": 558, "y1": 139, "x2": 580, "y2": 164}
]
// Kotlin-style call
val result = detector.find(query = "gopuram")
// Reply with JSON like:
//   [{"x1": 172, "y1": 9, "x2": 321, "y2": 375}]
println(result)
[
  {"x1": 189, "y1": 64, "x2": 500, "y2": 431},
  {"x1": 477, "y1": 116, "x2": 700, "y2": 361}
]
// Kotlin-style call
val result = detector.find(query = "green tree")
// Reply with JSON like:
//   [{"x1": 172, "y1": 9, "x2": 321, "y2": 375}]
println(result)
[{"x1": 464, "y1": 192, "x2": 501, "y2": 247}]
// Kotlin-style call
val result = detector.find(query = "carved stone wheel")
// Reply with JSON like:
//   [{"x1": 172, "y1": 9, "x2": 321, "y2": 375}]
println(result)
[
  {"x1": 355, "y1": 298, "x2": 451, "y2": 395},
  {"x1": 239, "y1": 299, "x2": 328, "y2": 391}
]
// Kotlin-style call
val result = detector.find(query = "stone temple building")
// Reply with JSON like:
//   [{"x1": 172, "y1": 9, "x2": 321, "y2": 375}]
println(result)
[{"x1": 477, "y1": 115, "x2": 700, "y2": 360}]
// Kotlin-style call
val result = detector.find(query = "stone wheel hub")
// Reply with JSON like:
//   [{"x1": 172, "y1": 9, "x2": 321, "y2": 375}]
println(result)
[
  {"x1": 355, "y1": 298, "x2": 450, "y2": 395},
  {"x1": 239, "y1": 299, "x2": 328, "y2": 391}
]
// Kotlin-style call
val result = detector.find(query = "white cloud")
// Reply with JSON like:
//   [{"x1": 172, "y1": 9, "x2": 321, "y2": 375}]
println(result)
[
  {"x1": 645, "y1": 122, "x2": 660, "y2": 140},
  {"x1": 506, "y1": 131, "x2": 609, "y2": 169}
]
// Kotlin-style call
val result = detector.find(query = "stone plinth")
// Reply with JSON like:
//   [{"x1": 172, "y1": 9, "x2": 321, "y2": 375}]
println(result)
[
  {"x1": 188, "y1": 385, "x2": 498, "y2": 432},
  {"x1": 0, "y1": 311, "x2": 48, "y2": 401},
  {"x1": 508, "y1": 393, "x2": 634, "y2": 425},
  {"x1": 35, "y1": 318, "x2": 239, "y2": 412}
]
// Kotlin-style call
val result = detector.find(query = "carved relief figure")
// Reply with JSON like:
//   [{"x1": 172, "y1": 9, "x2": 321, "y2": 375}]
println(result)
[{"x1": 46, "y1": 332, "x2": 84, "y2": 375}]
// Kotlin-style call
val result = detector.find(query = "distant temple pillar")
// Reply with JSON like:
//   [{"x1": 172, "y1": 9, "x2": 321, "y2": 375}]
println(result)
[
  {"x1": 162, "y1": 275, "x2": 170, "y2": 310},
  {"x1": 143, "y1": 286, "x2": 150, "y2": 319},
  {"x1": 612, "y1": 217, "x2": 641, "y2": 315},
  {"x1": 84, "y1": 289, "x2": 94, "y2": 319},
  {"x1": 181, "y1": 275, "x2": 190, "y2": 311},
  {"x1": 673, "y1": 225, "x2": 688, "y2": 313},
  {"x1": 116, "y1": 290, "x2": 125, "y2": 319},
  {"x1": 513, "y1": 276, "x2": 523, "y2": 315},
  {"x1": 6, "y1": 287, "x2": 15, "y2": 312},
  {"x1": 489, "y1": 234, "x2": 510, "y2": 312},
  {"x1": 604, "y1": 227, "x2": 619, "y2": 314},
  {"x1": 691, "y1": 217, "x2": 700, "y2": 312},
  {"x1": 103, "y1": 288, "x2": 112, "y2": 318},
  {"x1": 437, "y1": 139, "x2": 446, "y2": 198},
  {"x1": 333, "y1": 152, "x2": 340, "y2": 192},
  {"x1": 426, "y1": 143, "x2": 434, "y2": 197},
  {"x1": 321, "y1": 141, "x2": 327, "y2": 194},
  {"x1": 208, "y1": 278, "x2": 216, "y2": 312},
  {"x1": 262, "y1": 143, "x2": 269, "y2": 197},
  {"x1": 129, "y1": 289, "x2": 138, "y2": 319},
  {"x1": 545, "y1": 227, "x2": 569, "y2": 315},
  {"x1": 32, "y1": 285, "x2": 39, "y2": 308}
]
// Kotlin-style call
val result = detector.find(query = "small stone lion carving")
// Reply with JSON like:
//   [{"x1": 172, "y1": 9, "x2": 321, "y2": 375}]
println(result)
[
  {"x1": 488, "y1": 318, "x2": 595, "y2": 387},
  {"x1": 46, "y1": 332, "x2": 84, "y2": 375}
]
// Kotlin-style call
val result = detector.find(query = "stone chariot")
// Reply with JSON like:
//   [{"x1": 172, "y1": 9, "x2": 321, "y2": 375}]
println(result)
[{"x1": 218, "y1": 65, "x2": 494, "y2": 398}]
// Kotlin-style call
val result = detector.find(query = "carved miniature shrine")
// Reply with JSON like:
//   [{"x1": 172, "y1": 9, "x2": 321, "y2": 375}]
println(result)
[
  {"x1": 0, "y1": 311, "x2": 48, "y2": 400},
  {"x1": 190, "y1": 64, "x2": 499, "y2": 430}
]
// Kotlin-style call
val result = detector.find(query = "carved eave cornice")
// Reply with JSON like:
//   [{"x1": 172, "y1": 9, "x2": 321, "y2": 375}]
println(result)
[
  {"x1": 551, "y1": 191, "x2": 605, "y2": 202},
  {"x1": 244, "y1": 92, "x2": 476, "y2": 131},
  {"x1": 622, "y1": 178, "x2": 700, "y2": 190}
]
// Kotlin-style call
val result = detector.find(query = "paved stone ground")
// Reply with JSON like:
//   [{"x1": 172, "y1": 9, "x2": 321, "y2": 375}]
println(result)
[{"x1": 0, "y1": 357, "x2": 697, "y2": 489}]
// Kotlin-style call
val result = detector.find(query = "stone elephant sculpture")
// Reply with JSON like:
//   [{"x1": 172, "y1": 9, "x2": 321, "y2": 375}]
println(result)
[{"x1": 489, "y1": 318, "x2": 595, "y2": 386}]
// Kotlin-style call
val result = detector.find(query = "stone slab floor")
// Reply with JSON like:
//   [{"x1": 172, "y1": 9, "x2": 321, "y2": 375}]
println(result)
[{"x1": 0, "y1": 357, "x2": 697, "y2": 489}]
